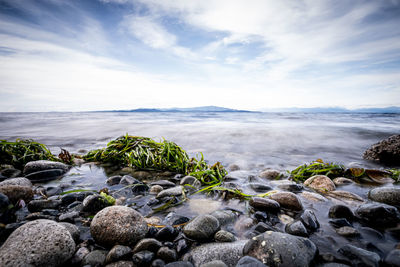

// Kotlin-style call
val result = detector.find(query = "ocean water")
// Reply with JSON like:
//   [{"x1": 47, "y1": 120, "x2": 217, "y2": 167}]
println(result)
[{"x1": 1, "y1": 111, "x2": 399, "y2": 170}]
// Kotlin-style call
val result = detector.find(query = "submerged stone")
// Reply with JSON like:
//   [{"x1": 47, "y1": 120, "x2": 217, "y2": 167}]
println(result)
[{"x1": 368, "y1": 187, "x2": 400, "y2": 207}]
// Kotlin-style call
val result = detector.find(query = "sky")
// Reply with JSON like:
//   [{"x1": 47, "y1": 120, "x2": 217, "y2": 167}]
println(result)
[{"x1": 0, "y1": 0, "x2": 400, "y2": 112}]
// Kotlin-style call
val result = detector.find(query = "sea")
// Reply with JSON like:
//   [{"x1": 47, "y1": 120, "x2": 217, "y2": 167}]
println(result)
[{"x1": 1, "y1": 111, "x2": 399, "y2": 170}]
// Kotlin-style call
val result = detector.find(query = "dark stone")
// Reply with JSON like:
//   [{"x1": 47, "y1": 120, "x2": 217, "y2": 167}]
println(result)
[
  {"x1": 71, "y1": 247, "x2": 90, "y2": 265},
  {"x1": 253, "y1": 222, "x2": 276, "y2": 234},
  {"x1": 183, "y1": 214, "x2": 220, "y2": 241},
  {"x1": 27, "y1": 199, "x2": 61, "y2": 212},
  {"x1": 106, "y1": 245, "x2": 133, "y2": 264},
  {"x1": 300, "y1": 209, "x2": 319, "y2": 231},
  {"x1": 176, "y1": 239, "x2": 189, "y2": 255},
  {"x1": 59, "y1": 211, "x2": 80, "y2": 222},
  {"x1": 151, "y1": 180, "x2": 176, "y2": 188},
  {"x1": 384, "y1": 249, "x2": 400, "y2": 267},
  {"x1": 0, "y1": 168, "x2": 21, "y2": 178},
  {"x1": 200, "y1": 260, "x2": 227, "y2": 267},
  {"x1": 355, "y1": 203, "x2": 400, "y2": 227},
  {"x1": 155, "y1": 226, "x2": 178, "y2": 242},
  {"x1": 162, "y1": 212, "x2": 190, "y2": 226},
  {"x1": 363, "y1": 135, "x2": 400, "y2": 165},
  {"x1": 157, "y1": 247, "x2": 177, "y2": 263},
  {"x1": 106, "y1": 261, "x2": 135, "y2": 267},
  {"x1": 285, "y1": 220, "x2": 308, "y2": 237},
  {"x1": 45, "y1": 186, "x2": 63, "y2": 196},
  {"x1": 25, "y1": 169, "x2": 66, "y2": 182},
  {"x1": 329, "y1": 218, "x2": 352, "y2": 228},
  {"x1": 338, "y1": 244, "x2": 380, "y2": 267},
  {"x1": 61, "y1": 191, "x2": 93, "y2": 205},
  {"x1": 243, "y1": 231, "x2": 317, "y2": 267},
  {"x1": 133, "y1": 238, "x2": 162, "y2": 253},
  {"x1": 276, "y1": 183, "x2": 303, "y2": 192},
  {"x1": 120, "y1": 175, "x2": 140, "y2": 185},
  {"x1": 249, "y1": 183, "x2": 273, "y2": 193},
  {"x1": 210, "y1": 210, "x2": 238, "y2": 226},
  {"x1": 236, "y1": 256, "x2": 267, "y2": 267},
  {"x1": 254, "y1": 211, "x2": 268, "y2": 222},
  {"x1": 214, "y1": 230, "x2": 236, "y2": 242},
  {"x1": 269, "y1": 192, "x2": 303, "y2": 211},
  {"x1": 132, "y1": 250, "x2": 155, "y2": 266},
  {"x1": 81, "y1": 194, "x2": 112, "y2": 213},
  {"x1": 249, "y1": 197, "x2": 280, "y2": 212},
  {"x1": 146, "y1": 226, "x2": 159, "y2": 238},
  {"x1": 165, "y1": 261, "x2": 194, "y2": 267},
  {"x1": 107, "y1": 175, "x2": 122, "y2": 186},
  {"x1": 0, "y1": 192, "x2": 10, "y2": 214},
  {"x1": 152, "y1": 259, "x2": 166, "y2": 267},
  {"x1": 23, "y1": 160, "x2": 69, "y2": 175},
  {"x1": 83, "y1": 250, "x2": 107, "y2": 267},
  {"x1": 329, "y1": 205, "x2": 354, "y2": 221}
]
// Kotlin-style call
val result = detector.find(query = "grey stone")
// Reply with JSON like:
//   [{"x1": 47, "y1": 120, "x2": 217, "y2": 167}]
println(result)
[
  {"x1": 133, "y1": 238, "x2": 162, "y2": 253},
  {"x1": 82, "y1": 250, "x2": 107, "y2": 266},
  {"x1": 269, "y1": 192, "x2": 303, "y2": 211},
  {"x1": 243, "y1": 231, "x2": 317, "y2": 267},
  {"x1": 106, "y1": 261, "x2": 134, "y2": 267},
  {"x1": 363, "y1": 135, "x2": 400, "y2": 165},
  {"x1": 336, "y1": 226, "x2": 360, "y2": 237},
  {"x1": 200, "y1": 260, "x2": 228, "y2": 267},
  {"x1": 285, "y1": 220, "x2": 308, "y2": 237},
  {"x1": 71, "y1": 246, "x2": 90, "y2": 265},
  {"x1": 228, "y1": 164, "x2": 240, "y2": 171},
  {"x1": 0, "y1": 219, "x2": 75, "y2": 267},
  {"x1": 214, "y1": 230, "x2": 236, "y2": 242},
  {"x1": 132, "y1": 250, "x2": 154, "y2": 266},
  {"x1": 329, "y1": 205, "x2": 354, "y2": 220},
  {"x1": 165, "y1": 261, "x2": 194, "y2": 267},
  {"x1": 150, "y1": 185, "x2": 164, "y2": 195},
  {"x1": 106, "y1": 245, "x2": 132, "y2": 264},
  {"x1": 23, "y1": 160, "x2": 69, "y2": 175},
  {"x1": 59, "y1": 222, "x2": 80, "y2": 242},
  {"x1": 90, "y1": 206, "x2": 148, "y2": 247},
  {"x1": 59, "y1": 211, "x2": 80, "y2": 222},
  {"x1": 236, "y1": 256, "x2": 267, "y2": 267},
  {"x1": 355, "y1": 203, "x2": 400, "y2": 227},
  {"x1": 210, "y1": 210, "x2": 238, "y2": 226},
  {"x1": 259, "y1": 169, "x2": 281, "y2": 180},
  {"x1": 328, "y1": 191, "x2": 364, "y2": 202},
  {"x1": 249, "y1": 197, "x2": 280, "y2": 212},
  {"x1": 119, "y1": 175, "x2": 140, "y2": 185},
  {"x1": 369, "y1": 187, "x2": 400, "y2": 207},
  {"x1": 0, "y1": 168, "x2": 21, "y2": 178},
  {"x1": 82, "y1": 194, "x2": 112, "y2": 213},
  {"x1": 249, "y1": 183, "x2": 273, "y2": 193},
  {"x1": 304, "y1": 175, "x2": 336, "y2": 192},
  {"x1": 276, "y1": 182, "x2": 303, "y2": 192},
  {"x1": 333, "y1": 177, "x2": 354, "y2": 186},
  {"x1": 384, "y1": 249, "x2": 400, "y2": 267},
  {"x1": 0, "y1": 192, "x2": 10, "y2": 213},
  {"x1": 183, "y1": 214, "x2": 220, "y2": 241},
  {"x1": 0, "y1": 184, "x2": 33, "y2": 203},
  {"x1": 300, "y1": 209, "x2": 319, "y2": 230},
  {"x1": 107, "y1": 175, "x2": 122, "y2": 186},
  {"x1": 157, "y1": 247, "x2": 177, "y2": 263},
  {"x1": 180, "y1": 175, "x2": 201, "y2": 188},
  {"x1": 151, "y1": 180, "x2": 176, "y2": 188},
  {"x1": 25, "y1": 169, "x2": 66, "y2": 182},
  {"x1": 183, "y1": 240, "x2": 247, "y2": 267},
  {"x1": 338, "y1": 244, "x2": 380, "y2": 267},
  {"x1": 28, "y1": 199, "x2": 62, "y2": 212},
  {"x1": 156, "y1": 186, "x2": 183, "y2": 199},
  {"x1": 0, "y1": 177, "x2": 32, "y2": 187}
]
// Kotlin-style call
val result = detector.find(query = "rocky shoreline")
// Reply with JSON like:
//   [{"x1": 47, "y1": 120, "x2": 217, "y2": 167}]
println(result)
[{"x1": 0, "y1": 137, "x2": 400, "y2": 267}]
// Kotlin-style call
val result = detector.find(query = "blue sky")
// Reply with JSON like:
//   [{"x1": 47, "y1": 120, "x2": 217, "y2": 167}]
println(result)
[{"x1": 0, "y1": 0, "x2": 400, "y2": 111}]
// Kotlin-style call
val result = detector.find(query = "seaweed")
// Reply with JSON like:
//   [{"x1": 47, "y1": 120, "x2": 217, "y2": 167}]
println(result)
[
  {"x1": 289, "y1": 159, "x2": 345, "y2": 182},
  {"x1": 0, "y1": 139, "x2": 58, "y2": 169}
]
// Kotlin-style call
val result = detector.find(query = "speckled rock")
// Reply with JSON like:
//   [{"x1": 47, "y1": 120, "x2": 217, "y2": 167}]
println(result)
[
  {"x1": 82, "y1": 250, "x2": 107, "y2": 266},
  {"x1": 269, "y1": 192, "x2": 303, "y2": 211},
  {"x1": 244, "y1": 231, "x2": 317, "y2": 267},
  {"x1": 369, "y1": 187, "x2": 400, "y2": 207},
  {"x1": 0, "y1": 177, "x2": 32, "y2": 187},
  {"x1": 363, "y1": 134, "x2": 400, "y2": 165},
  {"x1": 105, "y1": 245, "x2": 132, "y2": 264},
  {"x1": 183, "y1": 214, "x2": 220, "y2": 241},
  {"x1": 355, "y1": 203, "x2": 400, "y2": 227},
  {"x1": 23, "y1": 160, "x2": 70, "y2": 175},
  {"x1": 28, "y1": 199, "x2": 62, "y2": 212},
  {"x1": 183, "y1": 240, "x2": 247, "y2": 267},
  {"x1": 106, "y1": 261, "x2": 134, "y2": 267},
  {"x1": 304, "y1": 175, "x2": 336, "y2": 192},
  {"x1": 200, "y1": 260, "x2": 228, "y2": 267},
  {"x1": 157, "y1": 247, "x2": 177, "y2": 263},
  {"x1": 0, "y1": 184, "x2": 33, "y2": 203},
  {"x1": 236, "y1": 256, "x2": 267, "y2": 267},
  {"x1": 150, "y1": 185, "x2": 164, "y2": 195},
  {"x1": 336, "y1": 226, "x2": 360, "y2": 237},
  {"x1": 90, "y1": 206, "x2": 148, "y2": 247},
  {"x1": 0, "y1": 219, "x2": 75, "y2": 267},
  {"x1": 156, "y1": 186, "x2": 183, "y2": 199},
  {"x1": 59, "y1": 222, "x2": 80, "y2": 242},
  {"x1": 214, "y1": 230, "x2": 236, "y2": 242}
]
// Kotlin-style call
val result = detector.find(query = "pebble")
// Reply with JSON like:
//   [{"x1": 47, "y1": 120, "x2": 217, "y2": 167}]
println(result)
[
  {"x1": 150, "y1": 185, "x2": 164, "y2": 195},
  {"x1": 269, "y1": 191, "x2": 303, "y2": 211},
  {"x1": 214, "y1": 230, "x2": 236, "y2": 242},
  {"x1": 355, "y1": 203, "x2": 400, "y2": 227},
  {"x1": 105, "y1": 245, "x2": 132, "y2": 264},
  {"x1": 259, "y1": 169, "x2": 281, "y2": 180},
  {"x1": 119, "y1": 175, "x2": 140, "y2": 185},
  {"x1": 165, "y1": 261, "x2": 194, "y2": 267},
  {"x1": 180, "y1": 175, "x2": 201, "y2": 188},
  {"x1": 0, "y1": 177, "x2": 32, "y2": 187},
  {"x1": 336, "y1": 226, "x2": 360, "y2": 237},
  {"x1": 81, "y1": 194, "x2": 112, "y2": 213},
  {"x1": 23, "y1": 160, "x2": 70, "y2": 175},
  {"x1": 151, "y1": 180, "x2": 176, "y2": 188},
  {"x1": 368, "y1": 187, "x2": 400, "y2": 207},
  {"x1": 328, "y1": 205, "x2": 354, "y2": 220},
  {"x1": 133, "y1": 238, "x2": 163, "y2": 253},
  {"x1": 27, "y1": 199, "x2": 62, "y2": 212},
  {"x1": 82, "y1": 250, "x2": 107, "y2": 266},
  {"x1": 333, "y1": 177, "x2": 354, "y2": 185},
  {"x1": 59, "y1": 222, "x2": 80, "y2": 242},
  {"x1": 106, "y1": 261, "x2": 135, "y2": 267},
  {"x1": 249, "y1": 183, "x2": 273, "y2": 193},
  {"x1": 304, "y1": 175, "x2": 336, "y2": 192},
  {"x1": 300, "y1": 209, "x2": 319, "y2": 230},
  {"x1": 132, "y1": 250, "x2": 155, "y2": 266},
  {"x1": 25, "y1": 169, "x2": 66, "y2": 182},
  {"x1": 155, "y1": 225, "x2": 178, "y2": 241},
  {"x1": 183, "y1": 214, "x2": 220, "y2": 241},
  {"x1": 106, "y1": 175, "x2": 122, "y2": 186},
  {"x1": 157, "y1": 247, "x2": 177, "y2": 263},
  {"x1": 384, "y1": 249, "x2": 400, "y2": 267},
  {"x1": 90, "y1": 206, "x2": 148, "y2": 247},
  {"x1": 0, "y1": 184, "x2": 33, "y2": 203},
  {"x1": 249, "y1": 197, "x2": 280, "y2": 212},
  {"x1": 71, "y1": 247, "x2": 90, "y2": 265},
  {"x1": 200, "y1": 260, "x2": 228, "y2": 267},
  {"x1": 285, "y1": 220, "x2": 308, "y2": 237},
  {"x1": 156, "y1": 186, "x2": 183, "y2": 199},
  {"x1": 338, "y1": 244, "x2": 380, "y2": 267},
  {"x1": 235, "y1": 256, "x2": 267, "y2": 267}
]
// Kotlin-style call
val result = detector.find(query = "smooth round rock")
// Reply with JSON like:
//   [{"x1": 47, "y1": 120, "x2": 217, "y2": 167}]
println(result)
[
  {"x1": 150, "y1": 185, "x2": 164, "y2": 195},
  {"x1": 369, "y1": 187, "x2": 400, "y2": 207},
  {"x1": 0, "y1": 177, "x2": 32, "y2": 187},
  {"x1": 329, "y1": 205, "x2": 354, "y2": 220},
  {"x1": 384, "y1": 249, "x2": 400, "y2": 267},
  {"x1": 355, "y1": 203, "x2": 400, "y2": 227},
  {"x1": 333, "y1": 177, "x2": 354, "y2": 186},
  {"x1": 106, "y1": 245, "x2": 132, "y2": 264},
  {"x1": 25, "y1": 169, "x2": 66, "y2": 182},
  {"x1": 82, "y1": 194, "x2": 112, "y2": 213},
  {"x1": 0, "y1": 192, "x2": 10, "y2": 213},
  {"x1": 28, "y1": 199, "x2": 62, "y2": 212},
  {"x1": 156, "y1": 186, "x2": 183, "y2": 199},
  {"x1": 132, "y1": 250, "x2": 154, "y2": 266},
  {"x1": 249, "y1": 197, "x2": 280, "y2": 212},
  {"x1": 106, "y1": 261, "x2": 135, "y2": 267},
  {"x1": 336, "y1": 226, "x2": 360, "y2": 237},
  {"x1": 214, "y1": 230, "x2": 236, "y2": 242},
  {"x1": 269, "y1": 192, "x2": 303, "y2": 211},
  {"x1": 285, "y1": 220, "x2": 308, "y2": 237},
  {"x1": 82, "y1": 250, "x2": 107, "y2": 266},
  {"x1": 183, "y1": 214, "x2": 220, "y2": 241},
  {"x1": 119, "y1": 175, "x2": 140, "y2": 185},
  {"x1": 0, "y1": 219, "x2": 75, "y2": 267},
  {"x1": 300, "y1": 209, "x2": 319, "y2": 230},
  {"x1": 200, "y1": 260, "x2": 228, "y2": 267},
  {"x1": 157, "y1": 247, "x2": 177, "y2": 263},
  {"x1": 23, "y1": 160, "x2": 69, "y2": 175},
  {"x1": 244, "y1": 231, "x2": 317, "y2": 267},
  {"x1": 107, "y1": 175, "x2": 122, "y2": 186},
  {"x1": 236, "y1": 256, "x2": 267, "y2": 267},
  {"x1": 338, "y1": 244, "x2": 380, "y2": 267},
  {"x1": 59, "y1": 222, "x2": 80, "y2": 242},
  {"x1": 259, "y1": 169, "x2": 281, "y2": 180},
  {"x1": 304, "y1": 175, "x2": 336, "y2": 192},
  {"x1": 90, "y1": 206, "x2": 148, "y2": 247},
  {"x1": 133, "y1": 238, "x2": 162, "y2": 253}
]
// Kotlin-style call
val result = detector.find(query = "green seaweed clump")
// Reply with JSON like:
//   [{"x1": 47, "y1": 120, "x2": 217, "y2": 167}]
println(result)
[
  {"x1": 289, "y1": 159, "x2": 345, "y2": 182},
  {"x1": 0, "y1": 139, "x2": 57, "y2": 169},
  {"x1": 390, "y1": 169, "x2": 400, "y2": 183}
]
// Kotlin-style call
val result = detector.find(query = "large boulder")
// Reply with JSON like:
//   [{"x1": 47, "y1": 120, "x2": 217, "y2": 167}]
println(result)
[
  {"x1": 363, "y1": 135, "x2": 400, "y2": 165},
  {"x1": 243, "y1": 231, "x2": 317, "y2": 267},
  {"x1": 368, "y1": 187, "x2": 400, "y2": 207},
  {"x1": 0, "y1": 219, "x2": 75, "y2": 266},
  {"x1": 90, "y1": 206, "x2": 148, "y2": 247}
]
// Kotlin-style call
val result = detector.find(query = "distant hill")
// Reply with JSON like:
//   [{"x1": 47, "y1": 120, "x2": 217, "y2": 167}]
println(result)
[
  {"x1": 261, "y1": 106, "x2": 400, "y2": 113},
  {"x1": 107, "y1": 106, "x2": 254, "y2": 113}
]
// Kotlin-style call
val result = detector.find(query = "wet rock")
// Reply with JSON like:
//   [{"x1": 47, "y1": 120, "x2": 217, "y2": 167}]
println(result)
[
  {"x1": 120, "y1": 175, "x2": 140, "y2": 185},
  {"x1": 151, "y1": 259, "x2": 166, "y2": 267},
  {"x1": 254, "y1": 211, "x2": 268, "y2": 222},
  {"x1": 384, "y1": 249, "x2": 400, "y2": 267},
  {"x1": 369, "y1": 187, "x2": 400, "y2": 207},
  {"x1": 259, "y1": 169, "x2": 281, "y2": 180},
  {"x1": 244, "y1": 231, "x2": 317, "y2": 267},
  {"x1": 133, "y1": 238, "x2": 162, "y2": 253},
  {"x1": 90, "y1": 206, "x2": 148, "y2": 247},
  {"x1": 151, "y1": 180, "x2": 176, "y2": 188},
  {"x1": 59, "y1": 211, "x2": 80, "y2": 222},
  {"x1": 150, "y1": 185, "x2": 164, "y2": 195},
  {"x1": 157, "y1": 247, "x2": 177, "y2": 263},
  {"x1": 338, "y1": 244, "x2": 380, "y2": 267},
  {"x1": 300, "y1": 209, "x2": 319, "y2": 230},
  {"x1": 180, "y1": 175, "x2": 201, "y2": 188},
  {"x1": 336, "y1": 226, "x2": 360, "y2": 237},
  {"x1": 162, "y1": 212, "x2": 190, "y2": 226},
  {"x1": 106, "y1": 245, "x2": 132, "y2": 264},
  {"x1": 333, "y1": 177, "x2": 354, "y2": 186},
  {"x1": 23, "y1": 160, "x2": 70, "y2": 175},
  {"x1": 200, "y1": 260, "x2": 228, "y2": 267},
  {"x1": 0, "y1": 184, "x2": 33, "y2": 203},
  {"x1": 269, "y1": 192, "x2": 303, "y2": 211},
  {"x1": 225, "y1": 170, "x2": 253, "y2": 181},
  {"x1": 0, "y1": 219, "x2": 75, "y2": 267},
  {"x1": 249, "y1": 183, "x2": 273, "y2": 193},
  {"x1": 82, "y1": 193, "x2": 112, "y2": 213},
  {"x1": 285, "y1": 220, "x2": 308, "y2": 237},
  {"x1": 0, "y1": 192, "x2": 10, "y2": 213},
  {"x1": 132, "y1": 250, "x2": 155, "y2": 266},
  {"x1": 82, "y1": 250, "x2": 107, "y2": 266},
  {"x1": 155, "y1": 225, "x2": 178, "y2": 241},
  {"x1": 107, "y1": 175, "x2": 122, "y2": 186},
  {"x1": 228, "y1": 164, "x2": 240, "y2": 172},
  {"x1": 183, "y1": 240, "x2": 247, "y2": 267},
  {"x1": 59, "y1": 222, "x2": 80, "y2": 242},
  {"x1": 106, "y1": 261, "x2": 135, "y2": 267},
  {"x1": 329, "y1": 205, "x2": 354, "y2": 220},
  {"x1": 210, "y1": 209, "x2": 239, "y2": 226},
  {"x1": 0, "y1": 168, "x2": 21, "y2": 178},
  {"x1": 276, "y1": 182, "x2": 303, "y2": 193},
  {"x1": 0, "y1": 177, "x2": 32, "y2": 187},
  {"x1": 300, "y1": 191, "x2": 328, "y2": 202},
  {"x1": 183, "y1": 214, "x2": 220, "y2": 241},
  {"x1": 165, "y1": 261, "x2": 194, "y2": 267},
  {"x1": 249, "y1": 197, "x2": 280, "y2": 212},
  {"x1": 215, "y1": 230, "x2": 236, "y2": 242},
  {"x1": 71, "y1": 246, "x2": 90, "y2": 265},
  {"x1": 304, "y1": 175, "x2": 336, "y2": 192},
  {"x1": 363, "y1": 134, "x2": 400, "y2": 165},
  {"x1": 61, "y1": 191, "x2": 93, "y2": 205},
  {"x1": 27, "y1": 199, "x2": 61, "y2": 212},
  {"x1": 329, "y1": 218, "x2": 352, "y2": 228},
  {"x1": 355, "y1": 203, "x2": 400, "y2": 227},
  {"x1": 327, "y1": 191, "x2": 364, "y2": 203},
  {"x1": 235, "y1": 256, "x2": 267, "y2": 267},
  {"x1": 252, "y1": 221, "x2": 277, "y2": 234},
  {"x1": 156, "y1": 186, "x2": 183, "y2": 199},
  {"x1": 25, "y1": 169, "x2": 66, "y2": 182}
]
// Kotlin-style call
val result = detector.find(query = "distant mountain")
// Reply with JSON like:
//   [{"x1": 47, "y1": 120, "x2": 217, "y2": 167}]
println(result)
[
  {"x1": 261, "y1": 106, "x2": 400, "y2": 113},
  {"x1": 108, "y1": 106, "x2": 254, "y2": 113}
]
